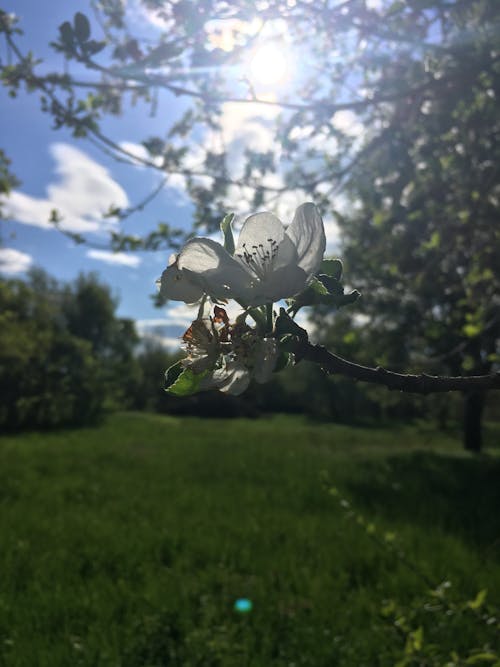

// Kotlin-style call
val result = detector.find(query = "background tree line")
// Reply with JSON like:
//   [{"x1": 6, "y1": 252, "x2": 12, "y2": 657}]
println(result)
[{"x1": 3, "y1": 267, "x2": 498, "y2": 432}]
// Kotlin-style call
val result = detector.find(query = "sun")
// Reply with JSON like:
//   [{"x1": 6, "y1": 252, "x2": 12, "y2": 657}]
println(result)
[{"x1": 248, "y1": 43, "x2": 289, "y2": 86}]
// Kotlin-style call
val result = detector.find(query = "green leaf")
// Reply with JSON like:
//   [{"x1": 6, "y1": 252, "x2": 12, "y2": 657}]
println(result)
[
  {"x1": 164, "y1": 360, "x2": 184, "y2": 390},
  {"x1": 85, "y1": 39, "x2": 106, "y2": 56},
  {"x1": 166, "y1": 367, "x2": 209, "y2": 396},
  {"x1": 465, "y1": 653, "x2": 498, "y2": 665},
  {"x1": 287, "y1": 278, "x2": 328, "y2": 312},
  {"x1": 59, "y1": 21, "x2": 74, "y2": 49},
  {"x1": 330, "y1": 289, "x2": 361, "y2": 308},
  {"x1": 220, "y1": 212, "x2": 235, "y2": 255},
  {"x1": 320, "y1": 258, "x2": 343, "y2": 280},
  {"x1": 467, "y1": 588, "x2": 487, "y2": 611},
  {"x1": 309, "y1": 277, "x2": 330, "y2": 295},
  {"x1": 73, "y1": 12, "x2": 90, "y2": 43}
]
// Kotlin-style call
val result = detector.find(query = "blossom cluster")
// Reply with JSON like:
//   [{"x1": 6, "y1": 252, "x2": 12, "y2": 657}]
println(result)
[
  {"x1": 156, "y1": 202, "x2": 350, "y2": 396},
  {"x1": 180, "y1": 301, "x2": 278, "y2": 395}
]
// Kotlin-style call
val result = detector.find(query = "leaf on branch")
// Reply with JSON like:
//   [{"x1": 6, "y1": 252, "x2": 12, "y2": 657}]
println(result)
[
  {"x1": 166, "y1": 366, "x2": 209, "y2": 396},
  {"x1": 320, "y1": 258, "x2": 343, "y2": 280},
  {"x1": 275, "y1": 308, "x2": 308, "y2": 343},
  {"x1": 73, "y1": 12, "x2": 90, "y2": 43},
  {"x1": 467, "y1": 589, "x2": 487, "y2": 611},
  {"x1": 58, "y1": 21, "x2": 75, "y2": 52},
  {"x1": 288, "y1": 272, "x2": 360, "y2": 313},
  {"x1": 220, "y1": 212, "x2": 235, "y2": 255}
]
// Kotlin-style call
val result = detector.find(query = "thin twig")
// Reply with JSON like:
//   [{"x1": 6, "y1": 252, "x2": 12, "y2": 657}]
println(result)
[{"x1": 302, "y1": 342, "x2": 500, "y2": 393}]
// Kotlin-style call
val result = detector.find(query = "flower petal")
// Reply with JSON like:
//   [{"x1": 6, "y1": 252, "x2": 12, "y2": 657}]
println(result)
[
  {"x1": 178, "y1": 238, "x2": 251, "y2": 300},
  {"x1": 157, "y1": 264, "x2": 205, "y2": 303},
  {"x1": 285, "y1": 203, "x2": 326, "y2": 279},
  {"x1": 235, "y1": 212, "x2": 285, "y2": 256},
  {"x1": 209, "y1": 363, "x2": 250, "y2": 395}
]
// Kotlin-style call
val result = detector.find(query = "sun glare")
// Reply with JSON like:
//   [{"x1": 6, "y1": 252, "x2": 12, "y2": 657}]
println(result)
[{"x1": 249, "y1": 43, "x2": 289, "y2": 86}]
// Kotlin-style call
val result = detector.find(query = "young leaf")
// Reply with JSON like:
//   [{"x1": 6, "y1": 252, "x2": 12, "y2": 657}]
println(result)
[
  {"x1": 275, "y1": 308, "x2": 308, "y2": 342},
  {"x1": 467, "y1": 588, "x2": 487, "y2": 611},
  {"x1": 167, "y1": 368, "x2": 209, "y2": 396},
  {"x1": 220, "y1": 212, "x2": 235, "y2": 255},
  {"x1": 287, "y1": 278, "x2": 329, "y2": 312},
  {"x1": 73, "y1": 12, "x2": 91, "y2": 43},
  {"x1": 59, "y1": 21, "x2": 75, "y2": 50},
  {"x1": 320, "y1": 258, "x2": 343, "y2": 280}
]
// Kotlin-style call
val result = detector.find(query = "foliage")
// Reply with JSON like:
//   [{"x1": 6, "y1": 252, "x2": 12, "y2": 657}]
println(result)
[
  {"x1": 308, "y1": 0, "x2": 500, "y2": 449},
  {"x1": 0, "y1": 269, "x2": 140, "y2": 429},
  {"x1": 0, "y1": 412, "x2": 498, "y2": 665}
]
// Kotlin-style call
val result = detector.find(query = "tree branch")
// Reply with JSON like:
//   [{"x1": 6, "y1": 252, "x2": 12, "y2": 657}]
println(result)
[{"x1": 303, "y1": 343, "x2": 500, "y2": 394}]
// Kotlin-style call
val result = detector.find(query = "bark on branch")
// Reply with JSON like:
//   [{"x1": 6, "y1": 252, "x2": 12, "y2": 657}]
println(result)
[{"x1": 303, "y1": 343, "x2": 500, "y2": 394}]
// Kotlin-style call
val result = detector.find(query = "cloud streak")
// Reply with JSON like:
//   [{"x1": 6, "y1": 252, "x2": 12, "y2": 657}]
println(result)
[
  {"x1": 2, "y1": 143, "x2": 128, "y2": 234},
  {"x1": 86, "y1": 249, "x2": 142, "y2": 267},
  {"x1": 0, "y1": 247, "x2": 33, "y2": 275}
]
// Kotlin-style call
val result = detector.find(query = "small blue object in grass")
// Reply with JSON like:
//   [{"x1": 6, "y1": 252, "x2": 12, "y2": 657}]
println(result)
[{"x1": 234, "y1": 598, "x2": 253, "y2": 613}]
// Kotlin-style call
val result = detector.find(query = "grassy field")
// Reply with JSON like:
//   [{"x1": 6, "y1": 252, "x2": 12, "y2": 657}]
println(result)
[{"x1": 0, "y1": 413, "x2": 499, "y2": 666}]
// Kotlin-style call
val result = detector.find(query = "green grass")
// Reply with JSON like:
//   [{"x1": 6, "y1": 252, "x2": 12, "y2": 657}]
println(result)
[{"x1": 0, "y1": 413, "x2": 499, "y2": 666}]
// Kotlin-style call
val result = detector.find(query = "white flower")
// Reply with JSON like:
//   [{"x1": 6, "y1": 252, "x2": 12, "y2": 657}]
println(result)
[
  {"x1": 203, "y1": 336, "x2": 279, "y2": 396},
  {"x1": 179, "y1": 304, "x2": 280, "y2": 396},
  {"x1": 157, "y1": 202, "x2": 326, "y2": 306},
  {"x1": 181, "y1": 302, "x2": 229, "y2": 373}
]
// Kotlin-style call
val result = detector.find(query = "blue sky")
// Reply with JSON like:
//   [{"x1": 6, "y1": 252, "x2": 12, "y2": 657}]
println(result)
[
  {"x1": 0, "y1": 0, "x2": 206, "y2": 346},
  {"x1": 1, "y1": 0, "x2": 346, "y2": 346}
]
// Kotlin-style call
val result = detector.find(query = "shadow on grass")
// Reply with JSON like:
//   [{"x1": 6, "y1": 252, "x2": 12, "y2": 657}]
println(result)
[{"x1": 346, "y1": 451, "x2": 500, "y2": 553}]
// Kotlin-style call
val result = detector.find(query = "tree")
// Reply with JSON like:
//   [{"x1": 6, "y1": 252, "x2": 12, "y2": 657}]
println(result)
[
  {"x1": 312, "y1": 1, "x2": 500, "y2": 450},
  {"x1": 1, "y1": 1, "x2": 499, "y2": 446},
  {"x1": 0, "y1": 269, "x2": 141, "y2": 429},
  {"x1": 61, "y1": 272, "x2": 141, "y2": 408}
]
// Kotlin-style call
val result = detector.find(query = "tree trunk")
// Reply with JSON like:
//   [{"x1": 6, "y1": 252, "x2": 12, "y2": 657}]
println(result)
[{"x1": 463, "y1": 390, "x2": 485, "y2": 453}]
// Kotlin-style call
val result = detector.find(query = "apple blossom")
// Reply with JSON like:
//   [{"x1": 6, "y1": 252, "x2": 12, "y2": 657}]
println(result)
[{"x1": 157, "y1": 202, "x2": 326, "y2": 306}]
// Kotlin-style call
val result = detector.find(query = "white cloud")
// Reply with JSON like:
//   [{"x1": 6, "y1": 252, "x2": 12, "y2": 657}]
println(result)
[
  {"x1": 118, "y1": 141, "x2": 164, "y2": 169},
  {"x1": 0, "y1": 247, "x2": 33, "y2": 275},
  {"x1": 140, "y1": 331, "x2": 182, "y2": 350},
  {"x1": 2, "y1": 143, "x2": 129, "y2": 234},
  {"x1": 118, "y1": 141, "x2": 150, "y2": 167},
  {"x1": 86, "y1": 249, "x2": 141, "y2": 267}
]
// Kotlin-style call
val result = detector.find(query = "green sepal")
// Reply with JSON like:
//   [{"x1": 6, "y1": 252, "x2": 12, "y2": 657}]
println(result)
[
  {"x1": 220, "y1": 213, "x2": 235, "y2": 255},
  {"x1": 320, "y1": 258, "x2": 343, "y2": 280},
  {"x1": 166, "y1": 366, "x2": 210, "y2": 396},
  {"x1": 275, "y1": 308, "x2": 308, "y2": 342}
]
